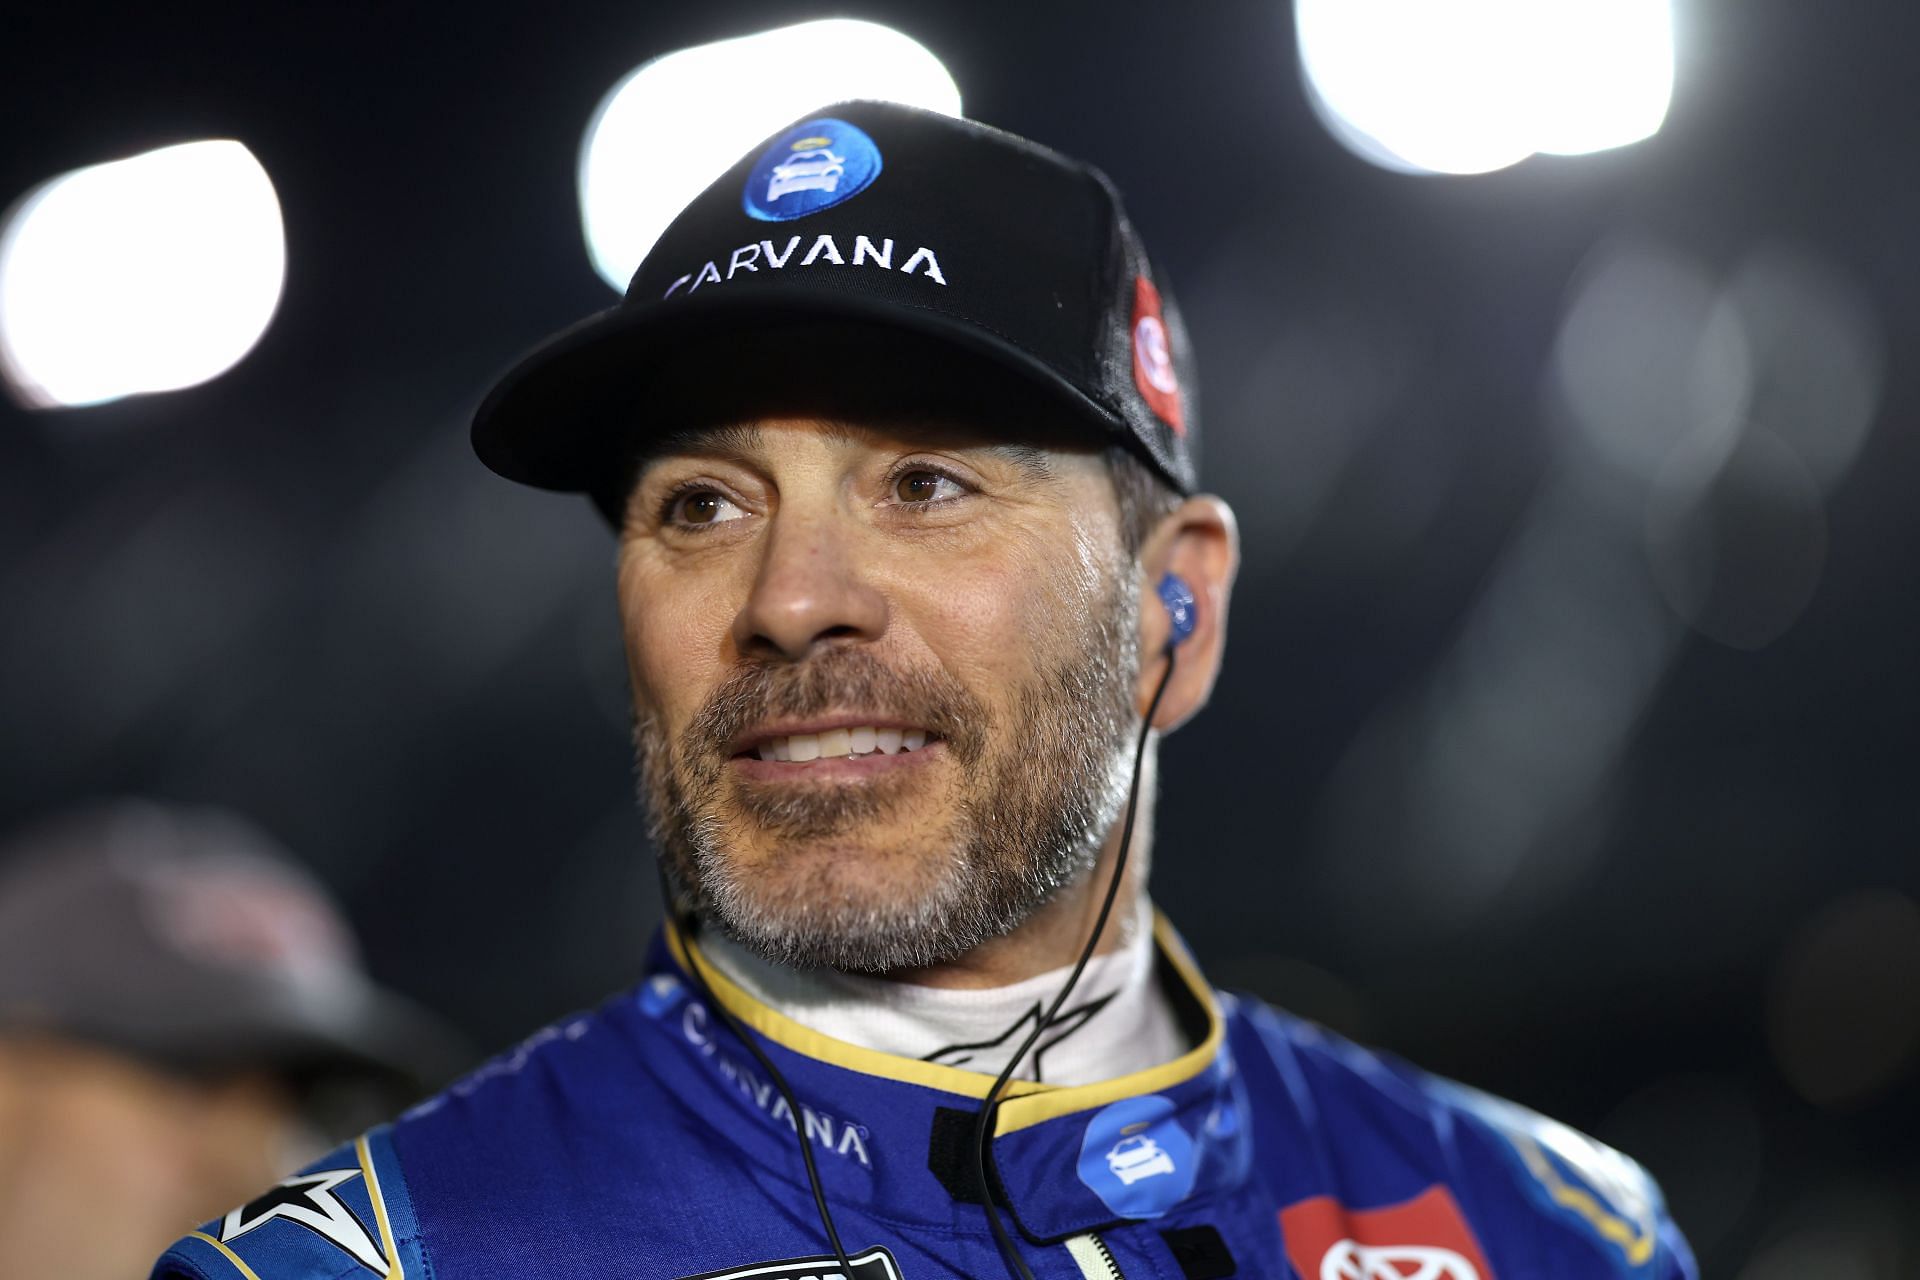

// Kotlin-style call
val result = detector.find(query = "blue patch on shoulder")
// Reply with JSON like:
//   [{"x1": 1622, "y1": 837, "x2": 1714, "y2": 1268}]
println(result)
[
  {"x1": 639, "y1": 971, "x2": 688, "y2": 1018},
  {"x1": 742, "y1": 117, "x2": 883, "y2": 222},
  {"x1": 1076, "y1": 1095, "x2": 1196, "y2": 1219}
]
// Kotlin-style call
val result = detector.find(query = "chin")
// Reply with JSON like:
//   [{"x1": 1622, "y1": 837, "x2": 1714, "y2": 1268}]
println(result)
[
  {"x1": 697, "y1": 839, "x2": 997, "y2": 974},
  {"x1": 734, "y1": 834, "x2": 956, "y2": 914}
]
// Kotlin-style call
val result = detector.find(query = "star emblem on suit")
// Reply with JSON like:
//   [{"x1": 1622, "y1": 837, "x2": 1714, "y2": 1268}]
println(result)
[{"x1": 220, "y1": 1166, "x2": 390, "y2": 1275}]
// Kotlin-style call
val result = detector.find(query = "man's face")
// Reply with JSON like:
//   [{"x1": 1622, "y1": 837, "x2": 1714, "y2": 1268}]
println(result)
[{"x1": 617, "y1": 416, "x2": 1142, "y2": 972}]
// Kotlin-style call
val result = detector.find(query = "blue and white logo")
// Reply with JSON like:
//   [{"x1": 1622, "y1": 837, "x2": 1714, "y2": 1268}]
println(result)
[
  {"x1": 742, "y1": 118, "x2": 883, "y2": 222},
  {"x1": 1076, "y1": 1095, "x2": 1196, "y2": 1219},
  {"x1": 638, "y1": 973, "x2": 687, "y2": 1019}
]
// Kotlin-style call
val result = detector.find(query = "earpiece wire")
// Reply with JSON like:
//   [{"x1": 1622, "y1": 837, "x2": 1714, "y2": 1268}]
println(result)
[{"x1": 971, "y1": 642, "x2": 1178, "y2": 1280}]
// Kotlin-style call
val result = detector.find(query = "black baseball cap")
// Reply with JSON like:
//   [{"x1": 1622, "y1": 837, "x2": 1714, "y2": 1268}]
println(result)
[{"x1": 471, "y1": 99, "x2": 1199, "y2": 520}]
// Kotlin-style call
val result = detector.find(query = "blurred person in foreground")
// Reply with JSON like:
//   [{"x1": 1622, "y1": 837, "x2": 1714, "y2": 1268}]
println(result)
[
  {"x1": 0, "y1": 800, "x2": 459, "y2": 1280},
  {"x1": 155, "y1": 103, "x2": 1694, "y2": 1280}
]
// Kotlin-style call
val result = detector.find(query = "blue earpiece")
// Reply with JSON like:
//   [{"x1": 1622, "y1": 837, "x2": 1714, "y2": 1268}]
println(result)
[{"x1": 1156, "y1": 573, "x2": 1197, "y2": 648}]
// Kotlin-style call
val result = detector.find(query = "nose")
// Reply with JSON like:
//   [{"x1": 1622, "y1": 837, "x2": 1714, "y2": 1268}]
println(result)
[{"x1": 731, "y1": 508, "x2": 888, "y2": 661}]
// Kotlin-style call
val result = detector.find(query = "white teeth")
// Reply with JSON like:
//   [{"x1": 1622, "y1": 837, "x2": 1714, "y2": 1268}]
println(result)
[{"x1": 752, "y1": 726, "x2": 932, "y2": 762}]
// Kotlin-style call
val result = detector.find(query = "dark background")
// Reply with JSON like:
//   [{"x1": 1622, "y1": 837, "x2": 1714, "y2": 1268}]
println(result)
[{"x1": 3, "y1": 2, "x2": 1916, "y2": 1275}]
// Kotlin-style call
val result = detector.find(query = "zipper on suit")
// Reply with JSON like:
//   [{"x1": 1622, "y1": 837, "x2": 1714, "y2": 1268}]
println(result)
[{"x1": 1064, "y1": 1232, "x2": 1127, "y2": 1279}]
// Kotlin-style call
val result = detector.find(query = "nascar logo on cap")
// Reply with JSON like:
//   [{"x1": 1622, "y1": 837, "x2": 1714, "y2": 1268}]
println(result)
[{"x1": 743, "y1": 118, "x2": 883, "y2": 222}]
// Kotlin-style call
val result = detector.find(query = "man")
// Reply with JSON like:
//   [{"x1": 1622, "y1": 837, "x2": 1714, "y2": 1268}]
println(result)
[
  {"x1": 154, "y1": 101, "x2": 1694, "y2": 1280},
  {"x1": 0, "y1": 799, "x2": 459, "y2": 1280}
]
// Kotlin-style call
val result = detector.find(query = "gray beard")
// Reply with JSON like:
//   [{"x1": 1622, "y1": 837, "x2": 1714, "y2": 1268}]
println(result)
[{"x1": 632, "y1": 587, "x2": 1141, "y2": 973}]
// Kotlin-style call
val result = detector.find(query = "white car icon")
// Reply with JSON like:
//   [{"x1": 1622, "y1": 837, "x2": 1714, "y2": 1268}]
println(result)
[
  {"x1": 766, "y1": 148, "x2": 847, "y2": 201},
  {"x1": 1105, "y1": 1135, "x2": 1176, "y2": 1185}
]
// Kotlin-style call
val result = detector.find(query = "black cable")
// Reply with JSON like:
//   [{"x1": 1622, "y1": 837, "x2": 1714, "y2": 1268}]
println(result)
[
  {"x1": 659, "y1": 863, "x2": 857, "y2": 1276},
  {"x1": 971, "y1": 642, "x2": 1179, "y2": 1280}
]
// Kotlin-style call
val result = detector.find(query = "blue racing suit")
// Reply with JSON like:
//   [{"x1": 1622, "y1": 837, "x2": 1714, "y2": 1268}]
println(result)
[{"x1": 152, "y1": 918, "x2": 1695, "y2": 1280}]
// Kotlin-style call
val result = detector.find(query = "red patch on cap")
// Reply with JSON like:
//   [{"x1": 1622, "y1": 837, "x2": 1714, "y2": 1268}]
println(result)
[
  {"x1": 1279, "y1": 1185, "x2": 1497, "y2": 1280},
  {"x1": 1130, "y1": 276, "x2": 1185, "y2": 436}
]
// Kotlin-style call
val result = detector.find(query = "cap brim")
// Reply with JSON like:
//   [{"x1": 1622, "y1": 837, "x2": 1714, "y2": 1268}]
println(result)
[
  {"x1": 471, "y1": 289, "x2": 1135, "y2": 502},
  {"x1": 72, "y1": 979, "x2": 471, "y2": 1105},
  {"x1": 253, "y1": 984, "x2": 471, "y2": 1101}
]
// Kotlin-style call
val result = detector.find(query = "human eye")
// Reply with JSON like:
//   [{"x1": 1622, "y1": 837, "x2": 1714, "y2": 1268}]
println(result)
[
  {"x1": 886, "y1": 464, "x2": 973, "y2": 507},
  {"x1": 661, "y1": 483, "x2": 749, "y2": 529}
]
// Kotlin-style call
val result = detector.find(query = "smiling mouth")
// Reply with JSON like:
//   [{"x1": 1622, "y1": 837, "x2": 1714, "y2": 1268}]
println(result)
[{"x1": 743, "y1": 725, "x2": 938, "y2": 763}]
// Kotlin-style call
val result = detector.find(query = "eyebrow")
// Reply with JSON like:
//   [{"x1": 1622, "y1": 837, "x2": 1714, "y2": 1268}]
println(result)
[
  {"x1": 639, "y1": 422, "x2": 1058, "y2": 482},
  {"x1": 650, "y1": 421, "x2": 766, "y2": 466},
  {"x1": 983, "y1": 444, "x2": 1055, "y2": 482}
]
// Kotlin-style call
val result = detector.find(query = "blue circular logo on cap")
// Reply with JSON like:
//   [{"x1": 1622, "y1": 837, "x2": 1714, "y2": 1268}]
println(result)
[
  {"x1": 1076, "y1": 1095, "x2": 1196, "y2": 1219},
  {"x1": 742, "y1": 117, "x2": 883, "y2": 222}
]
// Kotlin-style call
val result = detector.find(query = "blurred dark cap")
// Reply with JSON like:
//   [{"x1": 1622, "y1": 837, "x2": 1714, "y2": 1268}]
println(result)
[{"x1": 0, "y1": 800, "x2": 466, "y2": 1103}]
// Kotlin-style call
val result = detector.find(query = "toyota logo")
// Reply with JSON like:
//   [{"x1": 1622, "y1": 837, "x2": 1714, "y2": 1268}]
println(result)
[{"x1": 1321, "y1": 1240, "x2": 1481, "y2": 1280}]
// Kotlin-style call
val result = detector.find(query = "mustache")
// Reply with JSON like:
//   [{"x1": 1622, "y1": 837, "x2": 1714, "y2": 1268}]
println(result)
[{"x1": 681, "y1": 647, "x2": 989, "y2": 771}]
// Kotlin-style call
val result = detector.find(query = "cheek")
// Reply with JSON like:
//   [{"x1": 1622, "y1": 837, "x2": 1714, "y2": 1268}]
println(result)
[
  {"x1": 618, "y1": 558, "x2": 732, "y2": 726},
  {"x1": 896, "y1": 529, "x2": 1110, "y2": 681}
]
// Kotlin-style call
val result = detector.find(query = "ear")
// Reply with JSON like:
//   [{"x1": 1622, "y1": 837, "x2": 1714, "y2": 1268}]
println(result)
[{"x1": 1136, "y1": 495, "x2": 1239, "y2": 731}]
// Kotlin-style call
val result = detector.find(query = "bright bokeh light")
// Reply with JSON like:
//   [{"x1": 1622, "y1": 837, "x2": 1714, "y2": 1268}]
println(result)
[
  {"x1": 1296, "y1": 0, "x2": 1674, "y2": 176},
  {"x1": 0, "y1": 140, "x2": 286, "y2": 409},
  {"x1": 579, "y1": 19, "x2": 961, "y2": 291}
]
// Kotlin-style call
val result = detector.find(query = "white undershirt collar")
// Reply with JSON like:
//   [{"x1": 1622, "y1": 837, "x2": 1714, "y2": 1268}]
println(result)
[{"x1": 697, "y1": 899, "x2": 1190, "y2": 1087}]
